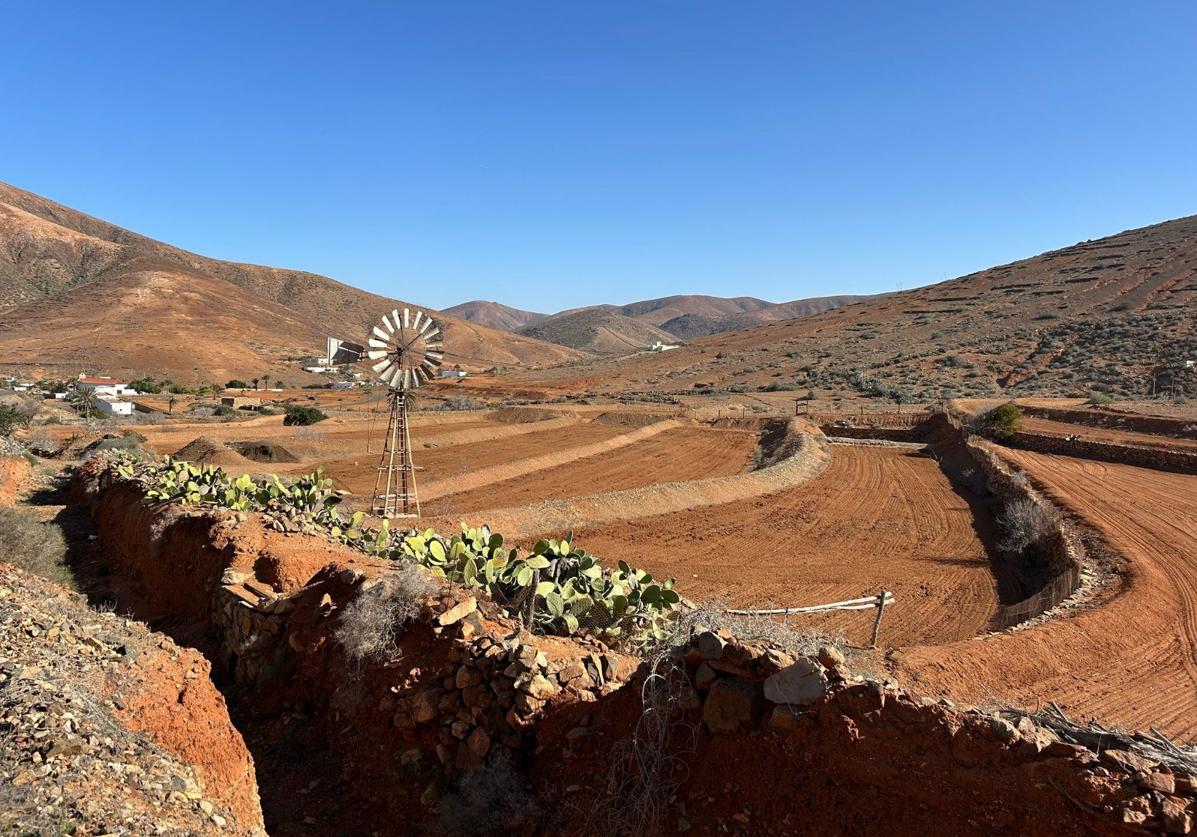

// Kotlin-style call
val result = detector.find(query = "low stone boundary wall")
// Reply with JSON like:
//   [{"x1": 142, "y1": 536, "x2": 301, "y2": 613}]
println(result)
[
  {"x1": 965, "y1": 437, "x2": 1085, "y2": 628},
  {"x1": 1021, "y1": 405, "x2": 1197, "y2": 441},
  {"x1": 1009, "y1": 430, "x2": 1197, "y2": 475}
]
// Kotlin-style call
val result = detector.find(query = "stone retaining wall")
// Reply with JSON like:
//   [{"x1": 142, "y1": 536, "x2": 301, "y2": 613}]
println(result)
[{"x1": 1009, "y1": 431, "x2": 1197, "y2": 474}]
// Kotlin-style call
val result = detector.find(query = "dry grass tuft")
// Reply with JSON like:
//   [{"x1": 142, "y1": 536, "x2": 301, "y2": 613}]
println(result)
[
  {"x1": 335, "y1": 564, "x2": 441, "y2": 665},
  {"x1": 0, "y1": 507, "x2": 72, "y2": 589}
]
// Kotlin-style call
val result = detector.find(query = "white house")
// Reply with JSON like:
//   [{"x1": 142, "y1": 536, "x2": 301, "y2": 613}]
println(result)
[
  {"x1": 650, "y1": 341, "x2": 681, "y2": 353},
  {"x1": 94, "y1": 397, "x2": 134, "y2": 417},
  {"x1": 78, "y1": 376, "x2": 137, "y2": 397},
  {"x1": 438, "y1": 369, "x2": 468, "y2": 379}
]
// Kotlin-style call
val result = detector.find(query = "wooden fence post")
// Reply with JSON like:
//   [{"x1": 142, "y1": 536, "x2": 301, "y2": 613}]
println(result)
[{"x1": 870, "y1": 588, "x2": 889, "y2": 648}]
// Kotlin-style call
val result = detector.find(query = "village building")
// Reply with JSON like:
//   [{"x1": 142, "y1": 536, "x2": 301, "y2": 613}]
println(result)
[
  {"x1": 77, "y1": 376, "x2": 138, "y2": 397},
  {"x1": 93, "y1": 397, "x2": 134, "y2": 417}
]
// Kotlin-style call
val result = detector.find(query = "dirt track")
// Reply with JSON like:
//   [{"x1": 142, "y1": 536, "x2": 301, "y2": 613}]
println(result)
[
  {"x1": 424, "y1": 426, "x2": 756, "y2": 515},
  {"x1": 573, "y1": 445, "x2": 1000, "y2": 647},
  {"x1": 895, "y1": 449, "x2": 1197, "y2": 740}
]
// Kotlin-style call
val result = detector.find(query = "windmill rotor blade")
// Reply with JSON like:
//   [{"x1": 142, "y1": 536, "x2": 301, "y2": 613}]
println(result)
[
  {"x1": 366, "y1": 350, "x2": 389, "y2": 360},
  {"x1": 423, "y1": 327, "x2": 440, "y2": 341},
  {"x1": 368, "y1": 338, "x2": 390, "y2": 349},
  {"x1": 412, "y1": 310, "x2": 423, "y2": 331},
  {"x1": 382, "y1": 313, "x2": 395, "y2": 333},
  {"x1": 426, "y1": 352, "x2": 443, "y2": 364},
  {"x1": 374, "y1": 362, "x2": 394, "y2": 380},
  {"x1": 391, "y1": 309, "x2": 402, "y2": 334},
  {"x1": 371, "y1": 358, "x2": 393, "y2": 373},
  {"x1": 419, "y1": 318, "x2": 434, "y2": 335},
  {"x1": 414, "y1": 365, "x2": 430, "y2": 384},
  {"x1": 371, "y1": 325, "x2": 390, "y2": 341},
  {"x1": 389, "y1": 367, "x2": 403, "y2": 388}
]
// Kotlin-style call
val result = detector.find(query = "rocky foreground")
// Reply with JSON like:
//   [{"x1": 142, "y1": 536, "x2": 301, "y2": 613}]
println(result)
[{"x1": 0, "y1": 563, "x2": 264, "y2": 835}]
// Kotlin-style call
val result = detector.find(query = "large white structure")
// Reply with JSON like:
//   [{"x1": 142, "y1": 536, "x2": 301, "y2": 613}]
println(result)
[
  {"x1": 77, "y1": 376, "x2": 137, "y2": 397},
  {"x1": 650, "y1": 341, "x2": 681, "y2": 352},
  {"x1": 94, "y1": 398, "x2": 134, "y2": 417},
  {"x1": 438, "y1": 369, "x2": 468, "y2": 379}
]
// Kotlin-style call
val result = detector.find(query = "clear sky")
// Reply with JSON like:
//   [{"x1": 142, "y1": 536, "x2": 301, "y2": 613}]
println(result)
[{"x1": 3, "y1": 2, "x2": 1195, "y2": 313}]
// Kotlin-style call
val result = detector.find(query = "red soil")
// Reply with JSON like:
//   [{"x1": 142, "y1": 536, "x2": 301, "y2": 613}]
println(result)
[
  {"x1": 0, "y1": 455, "x2": 32, "y2": 506},
  {"x1": 1020, "y1": 414, "x2": 1197, "y2": 452},
  {"x1": 306, "y1": 421, "x2": 627, "y2": 499},
  {"x1": 896, "y1": 449, "x2": 1197, "y2": 740},
  {"x1": 105, "y1": 636, "x2": 263, "y2": 826},
  {"x1": 575, "y1": 444, "x2": 1001, "y2": 647},
  {"x1": 423, "y1": 426, "x2": 756, "y2": 515}
]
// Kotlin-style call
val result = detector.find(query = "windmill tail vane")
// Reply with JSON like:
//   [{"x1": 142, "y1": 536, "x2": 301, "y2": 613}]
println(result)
[{"x1": 367, "y1": 307, "x2": 443, "y2": 518}]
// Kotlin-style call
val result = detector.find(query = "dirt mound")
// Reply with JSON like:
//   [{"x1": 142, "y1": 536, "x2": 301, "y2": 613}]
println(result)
[
  {"x1": 173, "y1": 436, "x2": 253, "y2": 467},
  {"x1": 593, "y1": 410, "x2": 677, "y2": 427},
  {"x1": 484, "y1": 406, "x2": 559, "y2": 423},
  {"x1": 228, "y1": 440, "x2": 299, "y2": 463}
]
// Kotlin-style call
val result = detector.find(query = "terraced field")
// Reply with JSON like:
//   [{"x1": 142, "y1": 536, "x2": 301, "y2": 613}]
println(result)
[
  {"x1": 896, "y1": 449, "x2": 1197, "y2": 740},
  {"x1": 573, "y1": 444, "x2": 1002, "y2": 647},
  {"x1": 423, "y1": 426, "x2": 757, "y2": 515}
]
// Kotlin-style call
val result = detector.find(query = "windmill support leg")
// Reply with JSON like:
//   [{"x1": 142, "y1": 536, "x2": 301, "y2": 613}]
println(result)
[{"x1": 372, "y1": 388, "x2": 420, "y2": 518}]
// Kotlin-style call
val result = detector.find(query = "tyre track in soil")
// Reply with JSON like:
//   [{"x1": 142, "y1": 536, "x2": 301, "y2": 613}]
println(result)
[
  {"x1": 568, "y1": 445, "x2": 1000, "y2": 648},
  {"x1": 894, "y1": 449, "x2": 1197, "y2": 741},
  {"x1": 423, "y1": 426, "x2": 757, "y2": 515}
]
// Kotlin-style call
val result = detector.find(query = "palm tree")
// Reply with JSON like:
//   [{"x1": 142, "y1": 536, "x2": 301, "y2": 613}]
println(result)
[
  {"x1": 251, "y1": 377, "x2": 259, "y2": 391},
  {"x1": 167, "y1": 396, "x2": 177, "y2": 415},
  {"x1": 73, "y1": 388, "x2": 98, "y2": 420}
]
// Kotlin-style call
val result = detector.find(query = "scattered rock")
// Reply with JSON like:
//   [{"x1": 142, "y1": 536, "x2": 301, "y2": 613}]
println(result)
[{"x1": 437, "y1": 597, "x2": 478, "y2": 627}]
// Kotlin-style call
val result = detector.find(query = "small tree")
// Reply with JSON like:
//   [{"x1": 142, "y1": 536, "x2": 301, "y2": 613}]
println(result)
[
  {"x1": 0, "y1": 403, "x2": 22, "y2": 435},
  {"x1": 978, "y1": 402, "x2": 1022, "y2": 440},
  {"x1": 167, "y1": 396, "x2": 177, "y2": 415},
  {"x1": 226, "y1": 379, "x2": 248, "y2": 390},
  {"x1": 283, "y1": 405, "x2": 327, "y2": 426},
  {"x1": 251, "y1": 377, "x2": 260, "y2": 391}
]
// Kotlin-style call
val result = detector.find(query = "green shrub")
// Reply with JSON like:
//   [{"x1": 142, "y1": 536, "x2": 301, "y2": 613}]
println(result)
[
  {"x1": 283, "y1": 405, "x2": 327, "y2": 426},
  {"x1": 214, "y1": 405, "x2": 235, "y2": 417},
  {"x1": 0, "y1": 508, "x2": 73, "y2": 589},
  {"x1": 978, "y1": 402, "x2": 1023, "y2": 440},
  {"x1": 0, "y1": 404, "x2": 21, "y2": 435},
  {"x1": 226, "y1": 379, "x2": 248, "y2": 389}
]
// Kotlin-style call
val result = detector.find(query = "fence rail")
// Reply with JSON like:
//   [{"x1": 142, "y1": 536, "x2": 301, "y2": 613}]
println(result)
[{"x1": 726, "y1": 589, "x2": 895, "y2": 647}]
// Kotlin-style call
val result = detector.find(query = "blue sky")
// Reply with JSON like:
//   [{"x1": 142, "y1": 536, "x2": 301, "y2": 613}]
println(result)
[{"x1": 2, "y1": 2, "x2": 1195, "y2": 312}]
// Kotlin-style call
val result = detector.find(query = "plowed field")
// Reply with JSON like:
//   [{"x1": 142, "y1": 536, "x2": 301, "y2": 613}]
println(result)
[
  {"x1": 295, "y1": 422, "x2": 628, "y2": 499},
  {"x1": 896, "y1": 449, "x2": 1197, "y2": 740},
  {"x1": 1020, "y1": 415, "x2": 1197, "y2": 452},
  {"x1": 574, "y1": 444, "x2": 1001, "y2": 647},
  {"x1": 424, "y1": 427, "x2": 756, "y2": 515}
]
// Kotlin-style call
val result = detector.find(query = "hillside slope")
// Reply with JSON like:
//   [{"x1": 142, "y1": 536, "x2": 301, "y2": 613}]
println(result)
[
  {"x1": 441, "y1": 300, "x2": 547, "y2": 331},
  {"x1": 517, "y1": 308, "x2": 677, "y2": 354},
  {"x1": 515, "y1": 215, "x2": 1197, "y2": 399},
  {"x1": 0, "y1": 182, "x2": 582, "y2": 381}
]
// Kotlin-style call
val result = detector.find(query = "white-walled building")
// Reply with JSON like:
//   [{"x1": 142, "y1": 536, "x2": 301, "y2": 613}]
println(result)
[
  {"x1": 650, "y1": 341, "x2": 681, "y2": 352},
  {"x1": 94, "y1": 397, "x2": 134, "y2": 417},
  {"x1": 438, "y1": 369, "x2": 468, "y2": 379},
  {"x1": 78, "y1": 376, "x2": 137, "y2": 397}
]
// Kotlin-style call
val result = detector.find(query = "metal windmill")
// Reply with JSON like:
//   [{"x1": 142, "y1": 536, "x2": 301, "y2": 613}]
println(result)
[{"x1": 365, "y1": 307, "x2": 443, "y2": 517}]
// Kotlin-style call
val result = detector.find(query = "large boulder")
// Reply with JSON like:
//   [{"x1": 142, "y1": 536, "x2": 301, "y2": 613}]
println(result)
[{"x1": 763, "y1": 658, "x2": 828, "y2": 706}]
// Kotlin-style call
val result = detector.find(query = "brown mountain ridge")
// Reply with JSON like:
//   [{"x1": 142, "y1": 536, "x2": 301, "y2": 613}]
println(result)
[
  {"x1": 514, "y1": 215, "x2": 1197, "y2": 400},
  {"x1": 0, "y1": 182, "x2": 583, "y2": 382}
]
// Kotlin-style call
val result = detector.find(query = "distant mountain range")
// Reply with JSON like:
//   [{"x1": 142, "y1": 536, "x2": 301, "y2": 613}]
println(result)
[
  {"x1": 443, "y1": 293, "x2": 870, "y2": 353},
  {"x1": 0, "y1": 182, "x2": 583, "y2": 382}
]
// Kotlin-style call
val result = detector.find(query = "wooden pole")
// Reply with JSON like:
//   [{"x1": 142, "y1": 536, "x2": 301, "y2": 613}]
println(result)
[{"x1": 870, "y1": 588, "x2": 889, "y2": 648}]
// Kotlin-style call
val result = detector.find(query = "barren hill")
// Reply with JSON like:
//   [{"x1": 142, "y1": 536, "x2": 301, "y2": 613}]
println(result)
[
  {"x1": 441, "y1": 300, "x2": 547, "y2": 331},
  {"x1": 516, "y1": 308, "x2": 677, "y2": 354},
  {"x1": 448, "y1": 293, "x2": 869, "y2": 343},
  {"x1": 516, "y1": 215, "x2": 1197, "y2": 400},
  {"x1": 0, "y1": 182, "x2": 582, "y2": 382}
]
